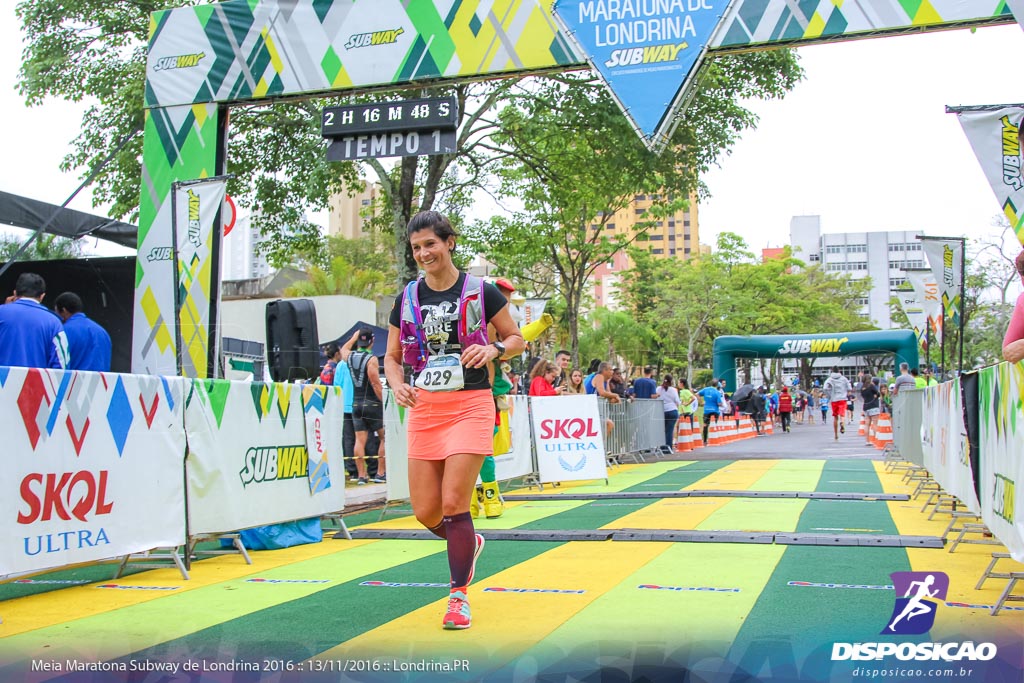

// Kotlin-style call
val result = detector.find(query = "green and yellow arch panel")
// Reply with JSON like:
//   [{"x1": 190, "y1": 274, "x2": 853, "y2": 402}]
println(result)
[
  {"x1": 713, "y1": 330, "x2": 920, "y2": 391},
  {"x1": 136, "y1": 0, "x2": 1014, "y2": 375}
]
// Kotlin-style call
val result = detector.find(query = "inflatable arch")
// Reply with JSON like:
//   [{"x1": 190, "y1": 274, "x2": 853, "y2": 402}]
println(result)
[{"x1": 712, "y1": 330, "x2": 920, "y2": 392}]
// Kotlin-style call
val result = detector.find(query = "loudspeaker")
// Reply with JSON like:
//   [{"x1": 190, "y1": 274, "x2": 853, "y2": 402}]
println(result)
[{"x1": 265, "y1": 299, "x2": 320, "y2": 382}]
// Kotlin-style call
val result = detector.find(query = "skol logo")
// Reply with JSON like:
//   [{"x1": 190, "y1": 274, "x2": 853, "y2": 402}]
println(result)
[
  {"x1": 539, "y1": 418, "x2": 600, "y2": 439},
  {"x1": 778, "y1": 337, "x2": 849, "y2": 354},
  {"x1": 1000, "y1": 115, "x2": 1022, "y2": 191},
  {"x1": 18, "y1": 471, "x2": 114, "y2": 524},
  {"x1": 153, "y1": 52, "x2": 205, "y2": 71},
  {"x1": 345, "y1": 28, "x2": 404, "y2": 50}
]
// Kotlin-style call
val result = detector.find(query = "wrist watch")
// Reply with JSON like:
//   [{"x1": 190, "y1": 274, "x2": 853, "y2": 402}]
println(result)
[{"x1": 492, "y1": 341, "x2": 506, "y2": 358}]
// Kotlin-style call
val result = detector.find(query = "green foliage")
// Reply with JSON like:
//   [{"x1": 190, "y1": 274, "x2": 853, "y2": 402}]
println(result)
[
  {"x1": 283, "y1": 255, "x2": 387, "y2": 300},
  {"x1": 1, "y1": 233, "x2": 84, "y2": 261}
]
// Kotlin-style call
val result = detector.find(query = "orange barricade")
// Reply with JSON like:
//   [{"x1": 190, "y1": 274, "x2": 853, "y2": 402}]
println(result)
[
  {"x1": 675, "y1": 418, "x2": 692, "y2": 452},
  {"x1": 872, "y1": 413, "x2": 893, "y2": 449},
  {"x1": 858, "y1": 413, "x2": 866, "y2": 436}
]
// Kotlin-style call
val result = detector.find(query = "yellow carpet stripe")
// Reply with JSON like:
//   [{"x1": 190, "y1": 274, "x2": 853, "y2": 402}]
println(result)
[
  {"x1": 0, "y1": 539, "x2": 436, "y2": 659},
  {"x1": 316, "y1": 541, "x2": 670, "y2": 663},
  {"x1": 357, "y1": 461, "x2": 689, "y2": 532},
  {"x1": 748, "y1": 459, "x2": 825, "y2": 491}
]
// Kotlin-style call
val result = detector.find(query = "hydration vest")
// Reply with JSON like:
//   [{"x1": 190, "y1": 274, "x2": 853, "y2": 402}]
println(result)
[{"x1": 399, "y1": 274, "x2": 489, "y2": 373}]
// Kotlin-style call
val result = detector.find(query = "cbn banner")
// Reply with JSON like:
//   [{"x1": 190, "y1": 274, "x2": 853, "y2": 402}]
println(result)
[
  {"x1": 184, "y1": 379, "x2": 345, "y2": 535},
  {"x1": 920, "y1": 379, "x2": 980, "y2": 515},
  {"x1": 0, "y1": 368, "x2": 187, "y2": 576},
  {"x1": 173, "y1": 178, "x2": 227, "y2": 378},
  {"x1": 956, "y1": 106, "x2": 1024, "y2": 246},
  {"x1": 531, "y1": 394, "x2": 608, "y2": 484},
  {"x1": 977, "y1": 362, "x2": 1024, "y2": 562},
  {"x1": 904, "y1": 269, "x2": 943, "y2": 346},
  {"x1": 920, "y1": 237, "x2": 963, "y2": 324}
]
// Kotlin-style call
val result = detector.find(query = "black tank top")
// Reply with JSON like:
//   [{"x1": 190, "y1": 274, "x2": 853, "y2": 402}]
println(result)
[{"x1": 350, "y1": 349, "x2": 379, "y2": 405}]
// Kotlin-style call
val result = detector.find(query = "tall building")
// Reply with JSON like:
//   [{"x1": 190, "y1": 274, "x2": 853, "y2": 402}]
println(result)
[
  {"x1": 591, "y1": 191, "x2": 700, "y2": 309},
  {"x1": 789, "y1": 215, "x2": 924, "y2": 329},
  {"x1": 328, "y1": 180, "x2": 380, "y2": 239},
  {"x1": 221, "y1": 214, "x2": 270, "y2": 282}
]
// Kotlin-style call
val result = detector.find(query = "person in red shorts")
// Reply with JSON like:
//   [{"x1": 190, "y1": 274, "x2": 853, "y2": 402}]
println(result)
[
  {"x1": 384, "y1": 211, "x2": 524, "y2": 630},
  {"x1": 822, "y1": 366, "x2": 852, "y2": 441}
]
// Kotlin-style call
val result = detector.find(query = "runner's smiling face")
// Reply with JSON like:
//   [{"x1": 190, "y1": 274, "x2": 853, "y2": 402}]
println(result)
[{"x1": 410, "y1": 229, "x2": 454, "y2": 274}]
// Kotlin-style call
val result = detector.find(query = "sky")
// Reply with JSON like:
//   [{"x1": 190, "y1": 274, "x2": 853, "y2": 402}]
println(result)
[{"x1": 1, "y1": 7, "x2": 1022, "y2": 259}]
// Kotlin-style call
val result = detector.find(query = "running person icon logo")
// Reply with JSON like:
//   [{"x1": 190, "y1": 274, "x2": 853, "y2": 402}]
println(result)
[{"x1": 882, "y1": 571, "x2": 949, "y2": 635}]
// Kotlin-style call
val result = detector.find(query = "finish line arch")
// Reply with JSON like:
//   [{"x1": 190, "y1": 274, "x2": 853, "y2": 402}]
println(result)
[
  {"x1": 713, "y1": 330, "x2": 919, "y2": 392},
  {"x1": 135, "y1": 0, "x2": 1016, "y2": 376}
]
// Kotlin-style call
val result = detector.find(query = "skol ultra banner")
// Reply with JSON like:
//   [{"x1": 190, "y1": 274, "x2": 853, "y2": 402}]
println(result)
[
  {"x1": 920, "y1": 237, "x2": 964, "y2": 324},
  {"x1": 904, "y1": 269, "x2": 943, "y2": 346},
  {"x1": 977, "y1": 361, "x2": 1024, "y2": 562},
  {"x1": 921, "y1": 379, "x2": 980, "y2": 514},
  {"x1": 531, "y1": 394, "x2": 608, "y2": 484},
  {"x1": 173, "y1": 177, "x2": 227, "y2": 378},
  {"x1": 0, "y1": 368, "x2": 187, "y2": 576},
  {"x1": 183, "y1": 378, "x2": 345, "y2": 534},
  {"x1": 956, "y1": 106, "x2": 1024, "y2": 246}
]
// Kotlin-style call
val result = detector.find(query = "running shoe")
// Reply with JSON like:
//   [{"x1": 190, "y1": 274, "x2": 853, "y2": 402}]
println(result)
[
  {"x1": 372, "y1": 474, "x2": 387, "y2": 483},
  {"x1": 356, "y1": 477, "x2": 368, "y2": 486},
  {"x1": 442, "y1": 590, "x2": 472, "y2": 629},
  {"x1": 840, "y1": 424, "x2": 845, "y2": 434}
]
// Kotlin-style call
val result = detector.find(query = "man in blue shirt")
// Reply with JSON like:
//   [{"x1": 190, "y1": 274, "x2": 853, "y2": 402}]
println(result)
[
  {"x1": 697, "y1": 379, "x2": 725, "y2": 446},
  {"x1": 0, "y1": 273, "x2": 68, "y2": 369},
  {"x1": 54, "y1": 292, "x2": 111, "y2": 372},
  {"x1": 631, "y1": 366, "x2": 658, "y2": 400}
]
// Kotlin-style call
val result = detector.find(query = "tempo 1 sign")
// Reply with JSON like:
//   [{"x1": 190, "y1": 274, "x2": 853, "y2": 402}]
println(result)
[
  {"x1": 321, "y1": 95, "x2": 459, "y2": 159},
  {"x1": 326, "y1": 129, "x2": 457, "y2": 161}
]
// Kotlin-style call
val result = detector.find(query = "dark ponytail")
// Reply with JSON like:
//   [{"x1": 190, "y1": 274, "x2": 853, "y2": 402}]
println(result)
[{"x1": 662, "y1": 375, "x2": 672, "y2": 390}]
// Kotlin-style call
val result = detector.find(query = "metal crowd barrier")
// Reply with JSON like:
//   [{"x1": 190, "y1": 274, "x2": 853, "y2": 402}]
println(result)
[
  {"x1": 891, "y1": 389, "x2": 924, "y2": 466},
  {"x1": 597, "y1": 397, "x2": 664, "y2": 464}
]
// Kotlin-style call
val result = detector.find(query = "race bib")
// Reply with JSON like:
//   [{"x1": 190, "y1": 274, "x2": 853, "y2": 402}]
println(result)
[{"x1": 414, "y1": 354, "x2": 465, "y2": 392}]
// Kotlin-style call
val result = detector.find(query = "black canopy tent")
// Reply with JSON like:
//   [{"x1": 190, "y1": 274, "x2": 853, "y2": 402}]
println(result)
[
  {"x1": 324, "y1": 321, "x2": 389, "y2": 359},
  {"x1": 0, "y1": 190, "x2": 138, "y2": 249}
]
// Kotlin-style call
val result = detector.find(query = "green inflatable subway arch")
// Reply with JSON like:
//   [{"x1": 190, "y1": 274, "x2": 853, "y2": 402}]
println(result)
[{"x1": 712, "y1": 330, "x2": 920, "y2": 392}]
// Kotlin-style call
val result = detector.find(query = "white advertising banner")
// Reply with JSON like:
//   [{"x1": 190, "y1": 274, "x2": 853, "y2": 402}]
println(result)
[
  {"x1": 184, "y1": 379, "x2": 345, "y2": 534},
  {"x1": 531, "y1": 394, "x2": 608, "y2": 484},
  {"x1": 978, "y1": 362, "x2": 1024, "y2": 562},
  {"x1": 0, "y1": 368, "x2": 187, "y2": 576},
  {"x1": 920, "y1": 237, "x2": 963, "y2": 324},
  {"x1": 904, "y1": 269, "x2": 943, "y2": 346},
  {"x1": 892, "y1": 289, "x2": 930, "y2": 350},
  {"x1": 956, "y1": 105, "x2": 1024, "y2": 247},
  {"x1": 383, "y1": 389, "x2": 411, "y2": 502},
  {"x1": 493, "y1": 395, "x2": 535, "y2": 482},
  {"x1": 172, "y1": 177, "x2": 227, "y2": 378},
  {"x1": 920, "y1": 379, "x2": 980, "y2": 515}
]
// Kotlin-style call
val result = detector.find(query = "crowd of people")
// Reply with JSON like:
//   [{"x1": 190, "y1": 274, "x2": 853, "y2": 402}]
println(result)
[{"x1": 0, "y1": 273, "x2": 111, "y2": 372}]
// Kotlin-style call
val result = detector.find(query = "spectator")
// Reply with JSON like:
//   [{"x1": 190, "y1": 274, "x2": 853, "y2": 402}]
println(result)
[
  {"x1": 749, "y1": 387, "x2": 767, "y2": 435},
  {"x1": 552, "y1": 349, "x2": 572, "y2": 389},
  {"x1": 609, "y1": 367, "x2": 628, "y2": 398},
  {"x1": 588, "y1": 362, "x2": 620, "y2": 403},
  {"x1": 1003, "y1": 250, "x2": 1024, "y2": 363},
  {"x1": 678, "y1": 378, "x2": 696, "y2": 427},
  {"x1": 879, "y1": 382, "x2": 892, "y2": 414},
  {"x1": 327, "y1": 345, "x2": 360, "y2": 482},
  {"x1": 656, "y1": 374, "x2": 681, "y2": 449},
  {"x1": 632, "y1": 366, "x2": 658, "y2": 399},
  {"x1": 562, "y1": 368, "x2": 585, "y2": 395},
  {"x1": 921, "y1": 368, "x2": 939, "y2": 387},
  {"x1": 528, "y1": 359, "x2": 560, "y2": 396},
  {"x1": 861, "y1": 373, "x2": 881, "y2": 444},
  {"x1": 53, "y1": 292, "x2": 111, "y2": 372},
  {"x1": 911, "y1": 367, "x2": 925, "y2": 388},
  {"x1": 0, "y1": 273, "x2": 68, "y2": 369},
  {"x1": 342, "y1": 328, "x2": 386, "y2": 484},
  {"x1": 697, "y1": 379, "x2": 725, "y2": 446},
  {"x1": 817, "y1": 388, "x2": 829, "y2": 424},
  {"x1": 778, "y1": 386, "x2": 793, "y2": 433},
  {"x1": 892, "y1": 362, "x2": 916, "y2": 396}
]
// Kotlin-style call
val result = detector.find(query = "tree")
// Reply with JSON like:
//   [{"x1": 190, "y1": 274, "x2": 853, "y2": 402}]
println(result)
[
  {"x1": 1, "y1": 233, "x2": 84, "y2": 261},
  {"x1": 463, "y1": 52, "x2": 803, "y2": 361},
  {"x1": 283, "y1": 254, "x2": 388, "y2": 300}
]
